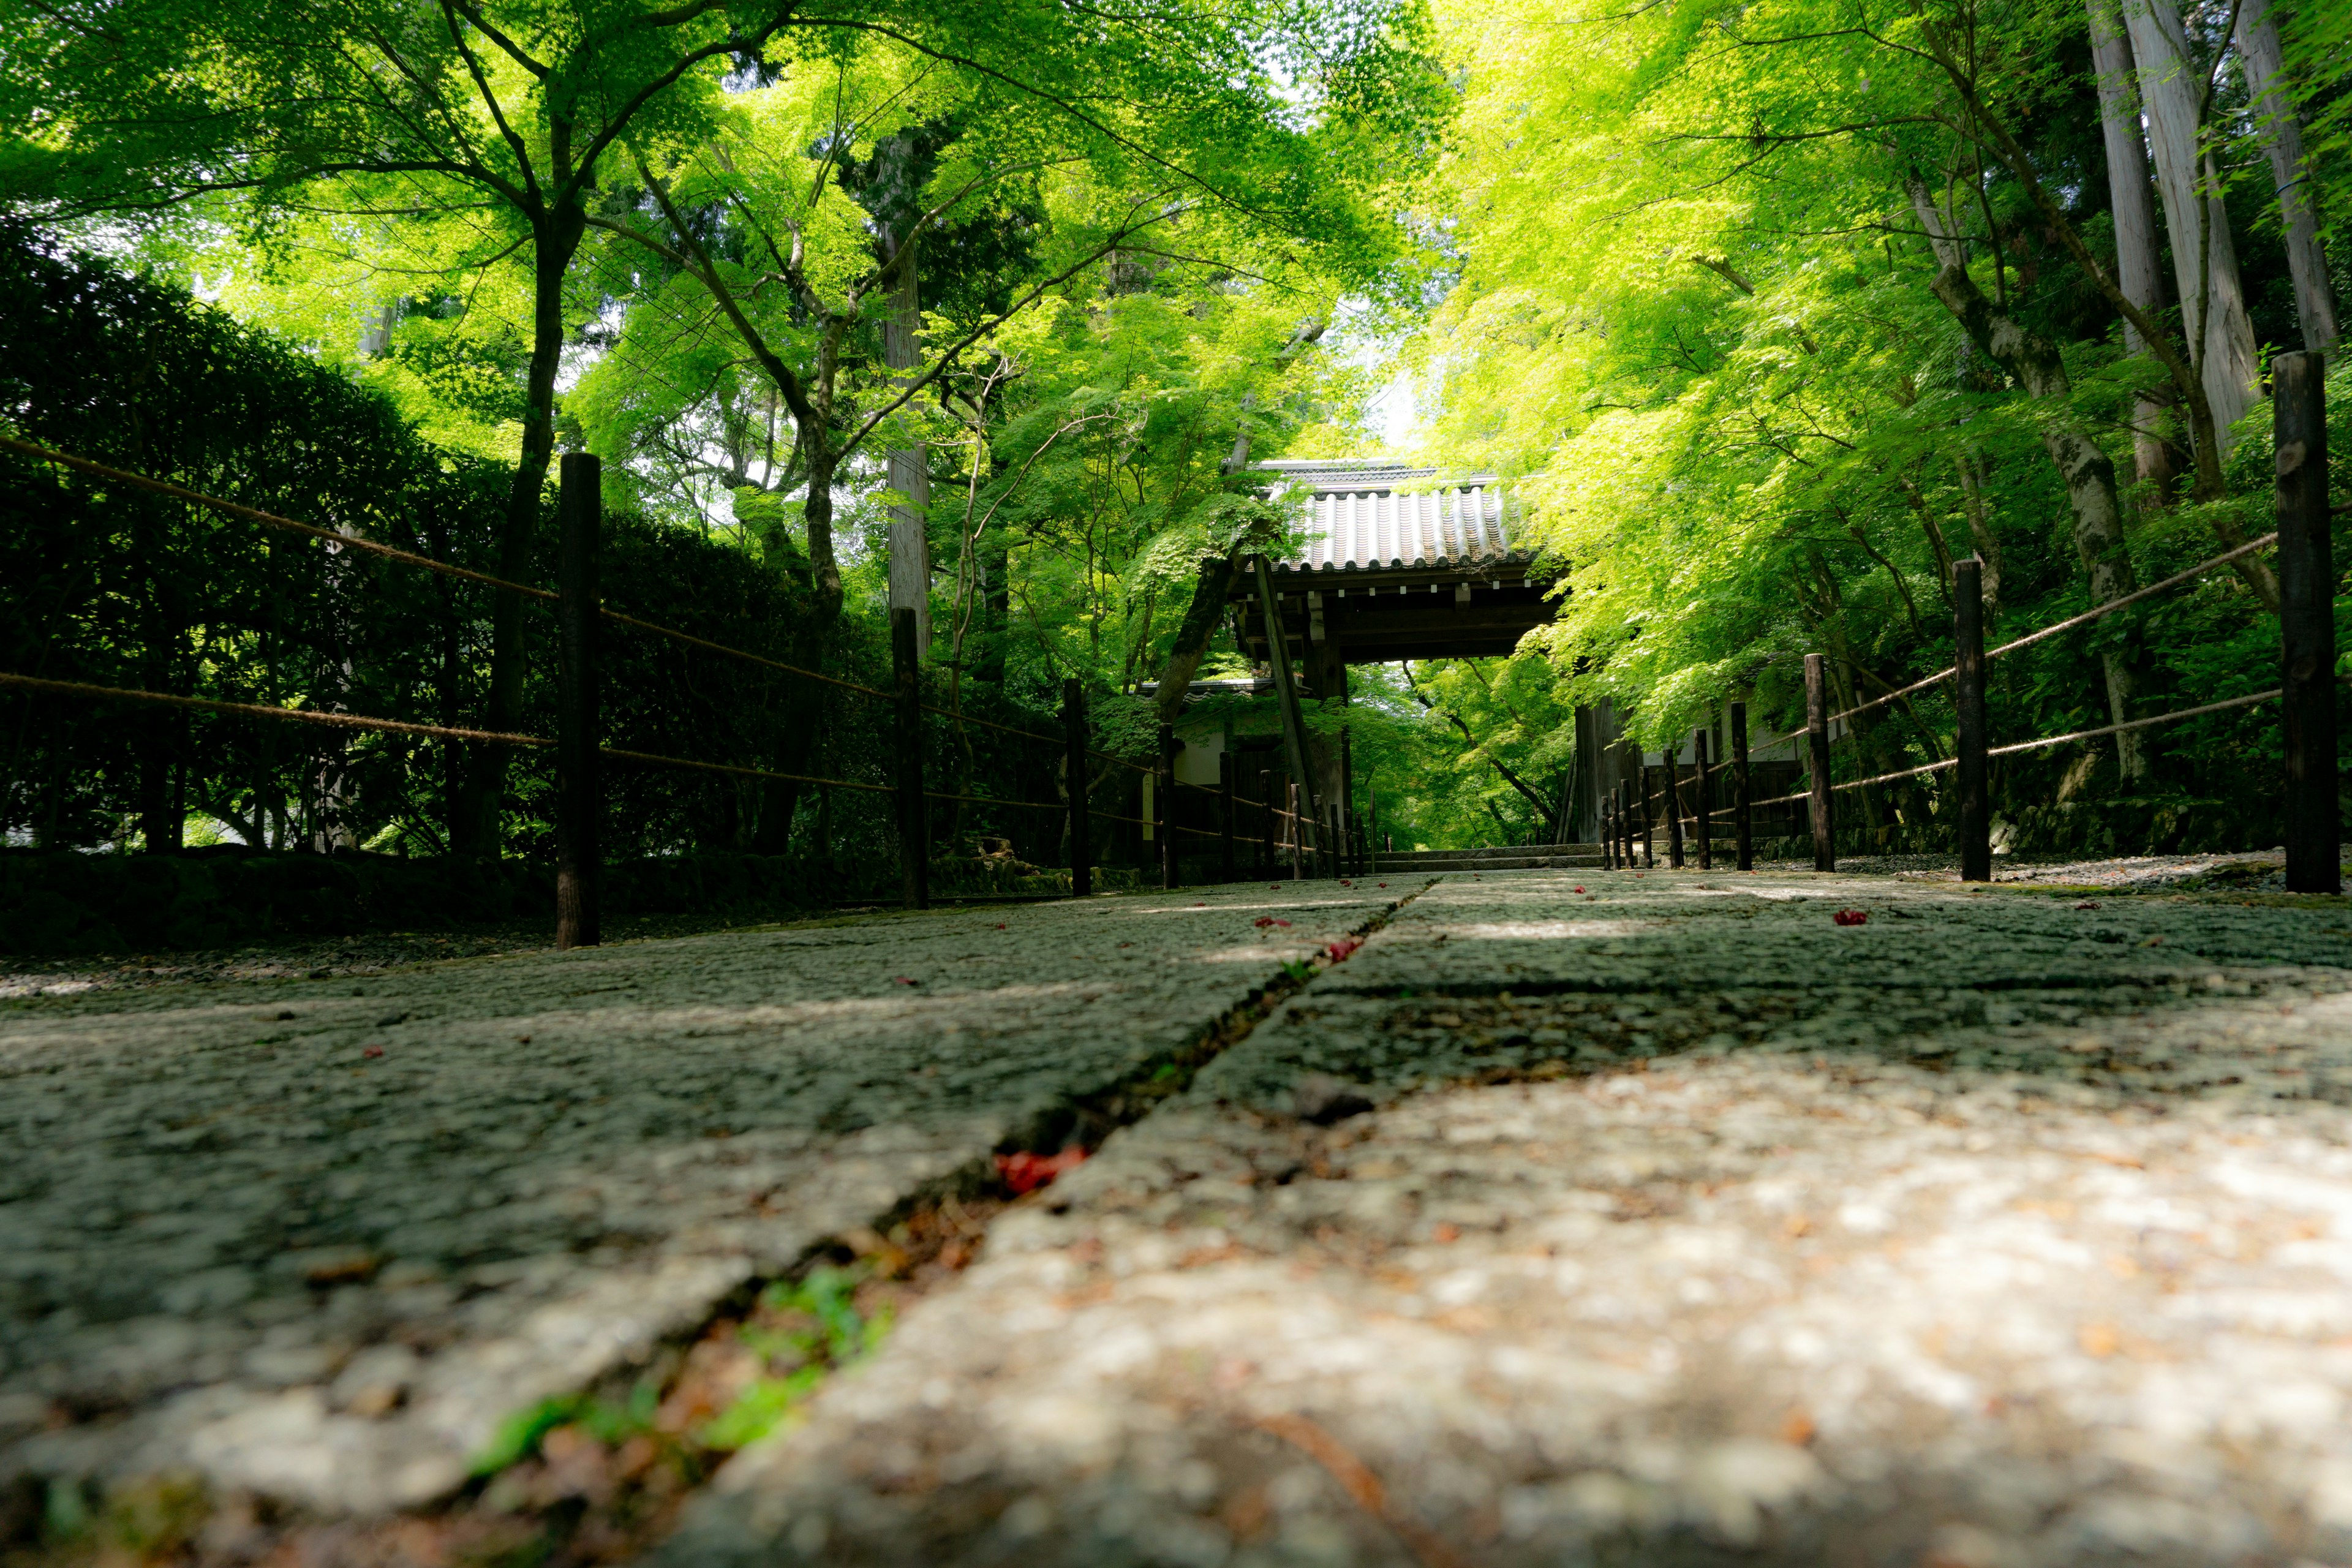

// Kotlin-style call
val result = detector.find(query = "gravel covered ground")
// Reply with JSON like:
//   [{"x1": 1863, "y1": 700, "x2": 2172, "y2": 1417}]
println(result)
[
  {"x1": 1746, "y1": 850, "x2": 2306, "y2": 892},
  {"x1": 657, "y1": 865, "x2": 2352, "y2": 1568}
]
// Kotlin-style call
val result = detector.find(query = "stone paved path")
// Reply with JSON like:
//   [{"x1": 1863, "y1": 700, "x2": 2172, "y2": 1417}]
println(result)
[
  {"x1": 0, "y1": 886, "x2": 1397, "y2": 1519},
  {"x1": 650, "y1": 868, "x2": 2352, "y2": 1568},
  {"x1": 13, "y1": 865, "x2": 2352, "y2": 1566}
]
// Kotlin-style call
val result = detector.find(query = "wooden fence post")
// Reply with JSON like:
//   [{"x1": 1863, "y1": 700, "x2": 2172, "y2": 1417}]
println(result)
[
  {"x1": 554, "y1": 452, "x2": 601, "y2": 950},
  {"x1": 1259, "y1": 767, "x2": 1275, "y2": 878},
  {"x1": 1731, "y1": 701, "x2": 1752, "y2": 870},
  {"x1": 1340, "y1": 725, "x2": 1357, "y2": 875},
  {"x1": 1159, "y1": 721, "x2": 1178, "y2": 889},
  {"x1": 1219, "y1": 752, "x2": 1235, "y2": 882},
  {"x1": 1065, "y1": 678, "x2": 1090, "y2": 897},
  {"x1": 1366, "y1": 785, "x2": 1379, "y2": 875},
  {"x1": 1288, "y1": 780, "x2": 1304, "y2": 879},
  {"x1": 1665, "y1": 746, "x2": 1686, "y2": 868},
  {"x1": 892, "y1": 606, "x2": 928, "y2": 910},
  {"x1": 1804, "y1": 652, "x2": 1834, "y2": 872},
  {"x1": 1954, "y1": 557, "x2": 1991, "y2": 883},
  {"x1": 1694, "y1": 728, "x2": 1713, "y2": 870},
  {"x1": 1635, "y1": 767, "x2": 1653, "y2": 867},
  {"x1": 2277, "y1": 350, "x2": 2340, "y2": 894},
  {"x1": 1253, "y1": 556, "x2": 1323, "y2": 858}
]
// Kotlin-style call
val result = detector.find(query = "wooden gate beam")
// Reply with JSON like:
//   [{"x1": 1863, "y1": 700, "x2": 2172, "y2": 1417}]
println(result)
[{"x1": 1253, "y1": 555, "x2": 1322, "y2": 856}]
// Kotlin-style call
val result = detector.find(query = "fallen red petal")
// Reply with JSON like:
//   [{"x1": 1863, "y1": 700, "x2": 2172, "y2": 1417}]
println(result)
[
  {"x1": 893, "y1": 976, "x2": 922, "y2": 985},
  {"x1": 1325, "y1": 937, "x2": 1362, "y2": 962},
  {"x1": 361, "y1": 1046, "x2": 383, "y2": 1059},
  {"x1": 1833, "y1": 909, "x2": 1868, "y2": 927},
  {"x1": 996, "y1": 1146, "x2": 1089, "y2": 1194}
]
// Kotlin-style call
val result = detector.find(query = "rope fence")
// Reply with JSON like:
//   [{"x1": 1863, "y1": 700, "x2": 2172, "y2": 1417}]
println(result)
[
  {"x1": 2, "y1": 437, "x2": 1363, "y2": 936},
  {"x1": 924, "y1": 790, "x2": 1070, "y2": 813},
  {"x1": 1770, "y1": 530, "x2": 2285, "y2": 746},
  {"x1": 600, "y1": 749, "x2": 894, "y2": 793},
  {"x1": 1748, "y1": 688, "x2": 2297, "y2": 809},
  {"x1": 0, "y1": 434, "x2": 561, "y2": 605},
  {"x1": 1606, "y1": 351, "x2": 2337, "y2": 888},
  {"x1": 0, "y1": 670, "x2": 551, "y2": 749}
]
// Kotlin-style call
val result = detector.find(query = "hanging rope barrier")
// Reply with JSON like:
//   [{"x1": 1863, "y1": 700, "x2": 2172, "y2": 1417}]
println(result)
[
  {"x1": 0, "y1": 671, "x2": 547, "y2": 747},
  {"x1": 4, "y1": 434, "x2": 1374, "y2": 904},
  {"x1": 1768, "y1": 532, "x2": 2283, "y2": 746},
  {"x1": 1751, "y1": 687, "x2": 2290, "y2": 809}
]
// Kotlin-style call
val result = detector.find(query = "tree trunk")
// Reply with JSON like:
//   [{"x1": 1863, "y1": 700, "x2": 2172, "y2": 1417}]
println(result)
[
  {"x1": 884, "y1": 241, "x2": 930, "y2": 653},
  {"x1": 978, "y1": 541, "x2": 1010, "y2": 684},
  {"x1": 135, "y1": 496, "x2": 179, "y2": 853},
  {"x1": 2126, "y1": 0, "x2": 2261, "y2": 450},
  {"x1": 458, "y1": 202, "x2": 587, "y2": 857},
  {"x1": 2235, "y1": 0, "x2": 2342, "y2": 353},
  {"x1": 749, "y1": 442, "x2": 848, "y2": 851},
  {"x1": 1896, "y1": 473, "x2": 1956, "y2": 601},
  {"x1": 1152, "y1": 553, "x2": 1242, "y2": 726},
  {"x1": 1910, "y1": 179, "x2": 2147, "y2": 783},
  {"x1": 2089, "y1": 0, "x2": 2184, "y2": 502},
  {"x1": 804, "y1": 445, "x2": 844, "y2": 624},
  {"x1": 1954, "y1": 451, "x2": 2003, "y2": 620},
  {"x1": 748, "y1": 728, "x2": 813, "y2": 854},
  {"x1": 434, "y1": 566, "x2": 466, "y2": 851}
]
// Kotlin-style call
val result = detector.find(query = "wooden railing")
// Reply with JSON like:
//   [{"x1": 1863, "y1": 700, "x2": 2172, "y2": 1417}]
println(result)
[{"x1": 1599, "y1": 350, "x2": 2339, "y2": 891}]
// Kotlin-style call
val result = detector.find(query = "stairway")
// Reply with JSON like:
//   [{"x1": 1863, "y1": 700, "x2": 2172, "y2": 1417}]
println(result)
[{"x1": 1370, "y1": 845, "x2": 1606, "y2": 873}]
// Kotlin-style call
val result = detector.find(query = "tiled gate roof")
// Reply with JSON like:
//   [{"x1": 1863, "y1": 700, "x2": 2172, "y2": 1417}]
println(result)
[{"x1": 1254, "y1": 460, "x2": 1526, "y2": 573}]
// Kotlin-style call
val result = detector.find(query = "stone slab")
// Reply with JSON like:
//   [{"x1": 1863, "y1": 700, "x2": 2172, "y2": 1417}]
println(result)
[
  {"x1": 0, "y1": 884, "x2": 1402, "y2": 1515},
  {"x1": 654, "y1": 867, "x2": 2352, "y2": 1566}
]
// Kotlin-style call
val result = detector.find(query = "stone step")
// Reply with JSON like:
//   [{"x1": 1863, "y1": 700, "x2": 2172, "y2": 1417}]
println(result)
[
  {"x1": 1374, "y1": 846, "x2": 1601, "y2": 861},
  {"x1": 1371, "y1": 849, "x2": 1605, "y2": 872}
]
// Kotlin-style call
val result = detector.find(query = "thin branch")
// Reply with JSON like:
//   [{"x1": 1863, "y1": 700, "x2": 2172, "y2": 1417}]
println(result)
[{"x1": 447, "y1": 0, "x2": 549, "y2": 77}]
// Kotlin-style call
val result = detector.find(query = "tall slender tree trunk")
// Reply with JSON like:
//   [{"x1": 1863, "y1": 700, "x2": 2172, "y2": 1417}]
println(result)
[
  {"x1": 2126, "y1": 0, "x2": 2261, "y2": 450},
  {"x1": 978, "y1": 542, "x2": 1010, "y2": 684},
  {"x1": 750, "y1": 444, "x2": 845, "y2": 853},
  {"x1": 883, "y1": 241, "x2": 930, "y2": 653},
  {"x1": 1910, "y1": 180, "x2": 2147, "y2": 782},
  {"x1": 2089, "y1": 0, "x2": 2184, "y2": 502},
  {"x1": 2235, "y1": 0, "x2": 2342, "y2": 353},
  {"x1": 1954, "y1": 452, "x2": 2003, "y2": 619},
  {"x1": 458, "y1": 202, "x2": 587, "y2": 857},
  {"x1": 804, "y1": 443, "x2": 844, "y2": 624},
  {"x1": 132, "y1": 478, "x2": 183, "y2": 852}
]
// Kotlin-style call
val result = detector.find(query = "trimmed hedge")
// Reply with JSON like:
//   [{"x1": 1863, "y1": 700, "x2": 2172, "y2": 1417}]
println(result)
[{"x1": 0, "y1": 850, "x2": 1137, "y2": 955}]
